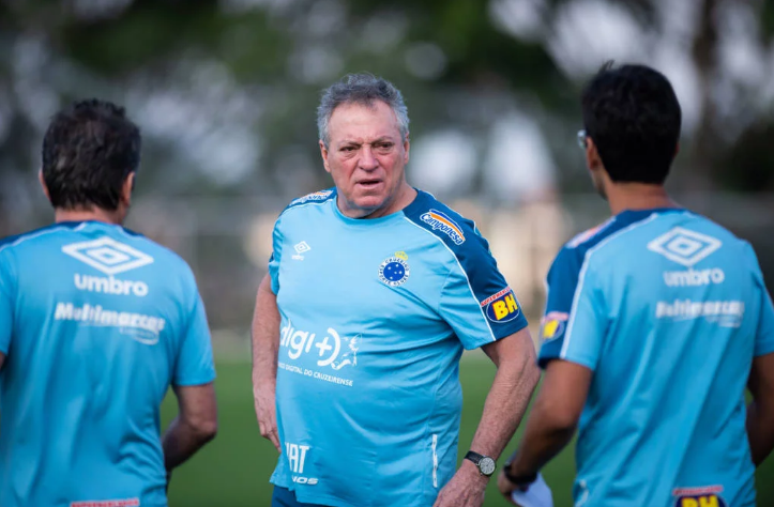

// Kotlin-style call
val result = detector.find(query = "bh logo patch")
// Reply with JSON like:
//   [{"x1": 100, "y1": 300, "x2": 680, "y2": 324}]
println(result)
[
  {"x1": 540, "y1": 312, "x2": 569, "y2": 342},
  {"x1": 379, "y1": 251, "x2": 410, "y2": 287},
  {"x1": 481, "y1": 288, "x2": 520, "y2": 323},
  {"x1": 673, "y1": 487, "x2": 726, "y2": 507}
]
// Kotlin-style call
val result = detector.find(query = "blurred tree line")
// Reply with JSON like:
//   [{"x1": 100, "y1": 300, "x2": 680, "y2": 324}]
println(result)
[
  {"x1": 1, "y1": 0, "x2": 774, "y2": 325},
  {"x1": 2, "y1": 0, "x2": 773, "y2": 206}
]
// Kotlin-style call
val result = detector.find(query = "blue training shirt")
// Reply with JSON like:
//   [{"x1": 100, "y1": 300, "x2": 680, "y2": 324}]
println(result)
[
  {"x1": 538, "y1": 208, "x2": 774, "y2": 507},
  {"x1": 268, "y1": 189, "x2": 528, "y2": 507},
  {"x1": 0, "y1": 221, "x2": 216, "y2": 507}
]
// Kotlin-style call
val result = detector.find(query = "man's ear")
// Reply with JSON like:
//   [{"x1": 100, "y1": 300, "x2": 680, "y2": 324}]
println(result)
[
  {"x1": 586, "y1": 138, "x2": 603, "y2": 172},
  {"x1": 38, "y1": 170, "x2": 52, "y2": 203},
  {"x1": 403, "y1": 132, "x2": 410, "y2": 165},
  {"x1": 319, "y1": 140, "x2": 332, "y2": 174},
  {"x1": 121, "y1": 172, "x2": 136, "y2": 206}
]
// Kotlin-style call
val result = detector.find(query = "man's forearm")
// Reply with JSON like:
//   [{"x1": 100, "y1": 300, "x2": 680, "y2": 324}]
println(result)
[
  {"x1": 469, "y1": 351, "x2": 539, "y2": 460},
  {"x1": 507, "y1": 409, "x2": 575, "y2": 477},
  {"x1": 252, "y1": 278, "x2": 280, "y2": 392},
  {"x1": 162, "y1": 416, "x2": 215, "y2": 472},
  {"x1": 746, "y1": 400, "x2": 774, "y2": 466}
]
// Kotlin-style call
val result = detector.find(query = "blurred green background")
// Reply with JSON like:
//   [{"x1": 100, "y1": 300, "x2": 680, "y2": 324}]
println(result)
[{"x1": 162, "y1": 358, "x2": 774, "y2": 506}]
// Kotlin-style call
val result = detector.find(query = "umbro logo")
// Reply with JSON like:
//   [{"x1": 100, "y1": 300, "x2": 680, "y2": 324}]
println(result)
[
  {"x1": 62, "y1": 237, "x2": 154, "y2": 275},
  {"x1": 647, "y1": 227, "x2": 722, "y2": 267},
  {"x1": 648, "y1": 227, "x2": 725, "y2": 287},
  {"x1": 292, "y1": 241, "x2": 311, "y2": 261}
]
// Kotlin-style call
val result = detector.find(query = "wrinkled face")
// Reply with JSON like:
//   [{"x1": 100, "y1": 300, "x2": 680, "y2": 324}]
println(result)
[{"x1": 320, "y1": 101, "x2": 410, "y2": 218}]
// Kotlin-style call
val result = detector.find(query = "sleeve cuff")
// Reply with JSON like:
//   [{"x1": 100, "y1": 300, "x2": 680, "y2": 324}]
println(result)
[
  {"x1": 558, "y1": 354, "x2": 596, "y2": 372},
  {"x1": 465, "y1": 319, "x2": 529, "y2": 351},
  {"x1": 754, "y1": 343, "x2": 774, "y2": 358},
  {"x1": 173, "y1": 372, "x2": 216, "y2": 387}
]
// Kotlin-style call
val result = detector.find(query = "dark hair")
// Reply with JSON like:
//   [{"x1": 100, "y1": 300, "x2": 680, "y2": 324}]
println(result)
[
  {"x1": 318, "y1": 73, "x2": 409, "y2": 147},
  {"x1": 581, "y1": 62, "x2": 681, "y2": 184},
  {"x1": 41, "y1": 99, "x2": 141, "y2": 210}
]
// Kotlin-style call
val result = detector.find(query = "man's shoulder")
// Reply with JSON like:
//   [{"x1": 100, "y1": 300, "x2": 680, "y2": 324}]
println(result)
[
  {"x1": 279, "y1": 188, "x2": 337, "y2": 218},
  {"x1": 0, "y1": 223, "x2": 85, "y2": 258},
  {"x1": 124, "y1": 229, "x2": 190, "y2": 264},
  {"x1": 402, "y1": 190, "x2": 484, "y2": 252}
]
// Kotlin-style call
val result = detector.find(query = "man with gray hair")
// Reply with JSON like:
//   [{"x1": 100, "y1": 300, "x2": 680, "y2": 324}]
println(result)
[{"x1": 252, "y1": 74, "x2": 539, "y2": 507}]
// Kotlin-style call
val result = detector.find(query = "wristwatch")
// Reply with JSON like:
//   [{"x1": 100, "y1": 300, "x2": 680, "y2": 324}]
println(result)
[
  {"x1": 464, "y1": 451, "x2": 496, "y2": 476},
  {"x1": 503, "y1": 452, "x2": 538, "y2": 486}
]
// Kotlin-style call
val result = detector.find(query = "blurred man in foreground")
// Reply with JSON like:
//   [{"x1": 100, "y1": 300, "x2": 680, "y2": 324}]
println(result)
[
  {"x1": 251, "y1": 74, "x2": 540, "y2": 507},
  {"x1": 498, "y1": 63, "x2": 774, "y2": 507},
  {"x1": 0, "y1": 100, "x2": 218, "y2": 507}
]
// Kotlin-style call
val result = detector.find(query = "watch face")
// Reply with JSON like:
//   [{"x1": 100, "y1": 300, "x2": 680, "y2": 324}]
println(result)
[{"x1": 479, "y1": 457, "x2": 496, "y2": 476}]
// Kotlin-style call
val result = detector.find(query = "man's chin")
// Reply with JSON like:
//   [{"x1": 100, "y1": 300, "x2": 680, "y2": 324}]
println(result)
[{"x1": 352, "y1": 195, "x2": 387, "y2": 212}]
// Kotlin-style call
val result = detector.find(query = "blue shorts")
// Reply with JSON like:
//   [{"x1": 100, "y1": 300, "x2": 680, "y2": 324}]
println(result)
[{"x1": 271, "y1": 486, "x2": 331, "y2": 507}]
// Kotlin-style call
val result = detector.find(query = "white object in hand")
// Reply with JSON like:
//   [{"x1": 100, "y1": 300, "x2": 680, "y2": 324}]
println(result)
[{"x1": 510, "y1": 473, "x2": 553, "y2": 507}]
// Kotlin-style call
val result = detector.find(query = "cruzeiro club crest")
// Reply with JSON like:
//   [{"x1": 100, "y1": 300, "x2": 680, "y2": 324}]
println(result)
[{"x1": 379, "y1": 251, "x2": 410, "y2": 287}]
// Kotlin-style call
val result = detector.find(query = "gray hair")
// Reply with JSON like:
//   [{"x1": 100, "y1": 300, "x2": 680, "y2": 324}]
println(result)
[{"x1": 317, "y1": 73, "x2": 410, "y2": 147}]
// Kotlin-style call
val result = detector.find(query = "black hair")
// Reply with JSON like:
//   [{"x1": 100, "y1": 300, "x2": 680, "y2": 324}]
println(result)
[
  {"x1": 41, "y1": 99, "x2": 141, "y2": 210},
  {"x1": 581, "y1": 62, "x2": 681, "y2": 184}
]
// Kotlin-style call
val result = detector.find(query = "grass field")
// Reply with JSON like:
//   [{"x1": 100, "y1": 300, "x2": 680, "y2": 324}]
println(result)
[{"x1": 163, "y1": 359, "x2": 774, "y2": 506}]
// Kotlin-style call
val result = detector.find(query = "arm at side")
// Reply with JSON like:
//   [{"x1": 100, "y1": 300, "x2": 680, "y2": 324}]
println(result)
[
  {"x1": 251, "y1": 274, "x2": 281, "y2": 451},
  {"x1": 747, "y1": 351, "x2": 774, "y2": 466},
  {"x1": 468, "y1": 328, "x2": 541, "y2": 461},
  {"x1": 162, "y1": 382, "x2": 218, "y2": 473},
  {"x1": 506, "y1": 360, "x2": 591, "y2": 479}
]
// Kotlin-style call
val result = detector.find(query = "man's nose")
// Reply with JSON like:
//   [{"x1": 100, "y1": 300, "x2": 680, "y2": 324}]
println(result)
[{"x1": 359, "y1": 146, "x2": 379, "y2": 170}]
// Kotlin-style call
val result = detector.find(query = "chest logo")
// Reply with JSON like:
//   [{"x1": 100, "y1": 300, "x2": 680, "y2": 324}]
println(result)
[
  {"x1": 292, "y1": 241, "x2": 311, "y2": 260},
  {"x1": 379, "y1": 251, "x2": 410, "y2": 287}
]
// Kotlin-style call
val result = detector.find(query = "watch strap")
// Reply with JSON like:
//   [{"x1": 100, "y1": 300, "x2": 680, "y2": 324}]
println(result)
[
  {"x1": 503, "y1": 467, "x2": 538, "y2": 485},
  {"x1": 464, "y1": 450, "x2": 485, "y2": 465}
]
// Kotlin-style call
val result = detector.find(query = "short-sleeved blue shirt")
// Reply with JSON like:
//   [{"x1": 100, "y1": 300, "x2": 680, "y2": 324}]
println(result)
[
  {"x1": 0, "y1": 221, "x2": 215, "y2": 507},
  {"x1": 268, "y1": 189, "x2": 528, "y2": 507},
  {"x1": 538, "y1": 208, "x2": 774, "y2": 507}
]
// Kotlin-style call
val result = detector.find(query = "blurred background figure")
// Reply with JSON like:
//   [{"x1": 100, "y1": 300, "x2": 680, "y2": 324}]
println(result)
[{"x1": 1, "y1": 1, "x2": 774, "y2": 506}]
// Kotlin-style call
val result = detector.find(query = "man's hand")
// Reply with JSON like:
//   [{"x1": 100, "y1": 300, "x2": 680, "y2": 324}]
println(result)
[
  {"x1": 253, "y1": 384, "x2": 280, "y2": 452},
  {"x1": 433, "y1": 460, "x2": 488, "y2": 507},
  {"x1": 499, "y1": 473, "x2": 553, "y2": 507},
  {"x1": 496, "y1": 471, "x2": 519, "y2": 504}
]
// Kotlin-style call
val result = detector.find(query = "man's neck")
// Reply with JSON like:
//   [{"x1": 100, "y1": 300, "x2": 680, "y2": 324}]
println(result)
[
  {"x1": 606, "y1": 182, "x2": 678, "y2": 216},
  {"x1": 54, "y1": 207, "x2": 124, "y2": 225}
]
